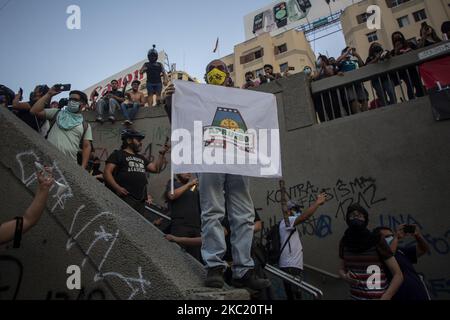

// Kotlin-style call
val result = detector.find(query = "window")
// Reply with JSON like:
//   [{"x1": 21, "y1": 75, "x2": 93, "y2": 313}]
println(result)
[
  {"x1": 413, "y1": 9, "x2": 427, "y2": 22},
  {"x1": 227, "y1": 64, "x2": 234, "y2": 73},
  {"x1": 275, "y1": 43, "x2": 288, "y2": 55},
  {"x1": 367, "y1": 31, "x2": 378, "y2": 43},
  {"x1": 240, "y1": 48, "x2": 264, "y2": 64},
  {"x1": 387, "y1": 0, "x2": 410, "y2": 8},
  {"x1": 397, "y1": 15, "x2": 410, "y2": 28},
  {"x1": 280, "y1": 63, "x2": 289, "y2": 73}
]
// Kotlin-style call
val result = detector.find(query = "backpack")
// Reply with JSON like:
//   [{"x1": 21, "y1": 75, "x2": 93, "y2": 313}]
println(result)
[
  {"x1": 45, "y1": 110, "x2": 89, "y2": 165},
  {"x1": 265, "y1": 221, "x2": 297, "y2": 265}
]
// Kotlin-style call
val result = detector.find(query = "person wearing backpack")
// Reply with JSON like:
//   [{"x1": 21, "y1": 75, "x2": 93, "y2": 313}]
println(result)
[
  {"x1": 30, "y1": 86, "x2": 93, "y2": 169},
  {"x1": 278, "y1": 193, "x2": 326, "y2": 300}
]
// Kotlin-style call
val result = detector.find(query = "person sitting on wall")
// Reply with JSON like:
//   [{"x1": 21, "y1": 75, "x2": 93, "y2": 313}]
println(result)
[
  {"x1": 120, "y1": 79, "x2": 146, "y2": 126},
  {"x1": 0, "y1": 169, "x2": 54, "y2": 246},
  {"x1": 95, "y1": 79, "x2": 125, "y2": 124}
]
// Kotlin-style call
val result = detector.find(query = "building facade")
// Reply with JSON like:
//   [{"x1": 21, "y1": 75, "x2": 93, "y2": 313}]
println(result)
[
  {"x1": 341, "y1": 0, "x2": 450, "y2": 60},
  {"x1": 221, "y1": 28, "x2": 316, "y2": 88}
]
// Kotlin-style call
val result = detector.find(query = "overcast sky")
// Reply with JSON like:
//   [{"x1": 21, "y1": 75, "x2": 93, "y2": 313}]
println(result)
[{"x1": 0, "y1": 0, "x2": 346, "y2": 97}]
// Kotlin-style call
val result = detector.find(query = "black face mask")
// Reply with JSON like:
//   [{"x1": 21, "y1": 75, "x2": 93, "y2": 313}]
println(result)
[
  {"x1": 148, "y1": 55, "x2": 157, "y2": 63},
  {"x1": 348, "y1": 218, "x2": 366, "y2": 230}
]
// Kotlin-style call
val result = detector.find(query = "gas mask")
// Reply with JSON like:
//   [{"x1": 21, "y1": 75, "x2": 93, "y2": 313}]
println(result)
[{"x1": 207, "y1": 68, "x2": 227, "y2": 86}]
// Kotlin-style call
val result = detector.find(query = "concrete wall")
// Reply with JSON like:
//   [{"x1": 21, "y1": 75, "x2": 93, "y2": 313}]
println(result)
[
  {"x1": 88, "y1": 72, "x2": 449, "y2": 299},
  {"x1": 0, "y1": 107, "x2": 247, "y2": 300}
]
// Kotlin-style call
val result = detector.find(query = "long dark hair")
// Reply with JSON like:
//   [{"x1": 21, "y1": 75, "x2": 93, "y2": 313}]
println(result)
[
  {"x1": 391, "y1": 31, "x2": 409, "y2": 49},
  {"x1": 421, "y1": 22, "x2": 442, "y2": 43}
]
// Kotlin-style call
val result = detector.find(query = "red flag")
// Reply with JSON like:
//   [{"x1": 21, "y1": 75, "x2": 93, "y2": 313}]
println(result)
[{"x1": 213, "y1": 37, "x2": 219, "y2": 53}]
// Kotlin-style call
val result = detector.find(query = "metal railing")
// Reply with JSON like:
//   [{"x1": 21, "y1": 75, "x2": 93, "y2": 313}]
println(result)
[
  {"x1": 310, "y1": 41, "x2": 450, "y2": 123},
  {"x1": 264, "y1": 264, "x2": 323, "y2": 300}
]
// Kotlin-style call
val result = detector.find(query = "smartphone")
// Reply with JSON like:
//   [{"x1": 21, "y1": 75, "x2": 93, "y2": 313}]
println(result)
[
  {"x1": 19, "y1": 88, "x2": 23, "y2": 101},
  {"x1": 296, "y1": 0, "x2": 312, "y2": 14},
  {"x1": 274, "y1": 2, "x2": 288, "y2": 28},
  {"x1": 253, "y1": 12, "x2": 264, "y2": 34},
  {"x1": 403, "y1": 225, "x2": 416, "y2": 234},
  {"x1": 54, "y1": 84, "x2": 71, "y2": 92}
]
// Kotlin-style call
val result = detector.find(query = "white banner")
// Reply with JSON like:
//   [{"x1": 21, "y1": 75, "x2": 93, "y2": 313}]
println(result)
[{"x1": 171, "y1": 80, "x2": 282, "y2": 178}]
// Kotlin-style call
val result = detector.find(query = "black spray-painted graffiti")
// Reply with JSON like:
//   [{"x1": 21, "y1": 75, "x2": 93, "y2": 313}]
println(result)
[
  {"x1": 378, "y1": 214, "x2": 450, "y2": 256},
  {"x1": 266, "y1": 177, "x2": 386, "y2": 219},
  {"x1": 0, "y1": 255, "x2": 23, "y2": 300}
]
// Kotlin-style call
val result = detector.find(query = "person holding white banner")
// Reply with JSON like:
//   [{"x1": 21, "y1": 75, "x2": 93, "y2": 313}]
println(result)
[{"x1": 164, "y1": 60, "x2": 274, "y2": 291}]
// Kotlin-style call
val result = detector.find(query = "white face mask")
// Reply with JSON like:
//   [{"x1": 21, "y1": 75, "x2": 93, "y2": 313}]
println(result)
[
  {"x1": 385, "y1": 236, "x2": 394, "y2": 246},
  {"x1": 67, "y1": 100, "x2": 81, "y2": 113}
]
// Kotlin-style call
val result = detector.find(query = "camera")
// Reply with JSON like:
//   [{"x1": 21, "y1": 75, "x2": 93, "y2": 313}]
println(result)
[{"x1": 58, "y1": 98, "x2": 69, "y2": 109}]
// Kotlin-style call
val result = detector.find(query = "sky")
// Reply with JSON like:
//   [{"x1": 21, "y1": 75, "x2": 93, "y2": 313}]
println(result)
[{"x1": 0, "y1": 0, "x2": 346, "y2": 98}]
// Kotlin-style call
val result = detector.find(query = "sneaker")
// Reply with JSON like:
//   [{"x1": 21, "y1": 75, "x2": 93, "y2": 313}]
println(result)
[
  {"x1": 95, "y1": 117, "x2": 104, "y2": 124},
  {"x1": 231, "y1": 269, "x2": 271, "y2": 290},
  {"x1": 205, "y1": 266, "x2": 225, "y2": 288},
  {"x1": 109, "y1": 116, "x2": 116, "y2": 123}
]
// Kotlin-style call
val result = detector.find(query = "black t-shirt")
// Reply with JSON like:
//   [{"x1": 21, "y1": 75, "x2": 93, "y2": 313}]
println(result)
[
  {"x1": 143, "y1": 62, "x2": 164, "y2": 84},
  {"x1": 106, "y1": 90, "x2": 124, "y2": 100},
  {"x1": 15, "y1": 100, "x2": 47, "y2": 132},
  {"x1": 165, "y1": 180, "x2": 201, "y2": 229},
  {"x1": 106, "y1": 150, "x2": 150, "y2": 201},
  {"x1": 389, "y1": 246, "x2": 429, "y2": 301}
]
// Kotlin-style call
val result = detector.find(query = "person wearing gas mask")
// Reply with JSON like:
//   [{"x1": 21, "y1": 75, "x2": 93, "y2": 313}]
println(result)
[
  {"x1": 30, "y1": 86, "x2": 93, "y2": 169},
  {"x1": 104, "y1": 129, "x2": 169, "y2": 217},
  {"x1": 163, "y1": 60, "x2": 272, "y2": 292},
  {"x1": 140, "y1": 45, "x2": 168, "y2": 107},
  {"x1": 373, "y1": 225, "x2": 430, "y2": 300},
  {"x1": 338, "y1": 203, "x2": 403, "y2": 300}
]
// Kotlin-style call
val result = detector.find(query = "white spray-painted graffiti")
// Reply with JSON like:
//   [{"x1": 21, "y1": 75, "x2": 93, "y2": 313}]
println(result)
[
  {"x1": 15, "y1": 151, "x2": 152, "y2": 300},
  {"x1": 67, "y1": 205, "x2": 152, "y2": 300},
  {"x1": 16, "y1": 151, "x2": 73, "y2": 212}
]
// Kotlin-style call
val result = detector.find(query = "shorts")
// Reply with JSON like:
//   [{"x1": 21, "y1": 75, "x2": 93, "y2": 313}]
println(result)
[{"x1": 147, "y1": 83, "x2": 162, "y2": 95}]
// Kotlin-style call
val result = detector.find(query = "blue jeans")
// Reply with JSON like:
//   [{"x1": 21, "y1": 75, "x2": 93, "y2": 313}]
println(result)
[
  {"x1": 372, "y1": 77, "x2": 397, "y2": 106},
  {"x1": 198, "y1": 173, "x2": 255, "y2": 279},
  {"x1": 120, "y1": 102, "x2": 140, "y2": 121},
  {"x1": 96, "y1": 98, "x2": 120, "y2": 117}
]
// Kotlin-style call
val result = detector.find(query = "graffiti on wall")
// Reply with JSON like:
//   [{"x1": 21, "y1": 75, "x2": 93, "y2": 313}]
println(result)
[{"x1": 266, "y1": 177, "x2": 386, "y2": 219}]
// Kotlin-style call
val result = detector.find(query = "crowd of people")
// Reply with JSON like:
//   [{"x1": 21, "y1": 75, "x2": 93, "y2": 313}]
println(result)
[
  {"x1": 1, "y1": 27, "x2": 442, "y2": 299},
  {"x1": 307, "y1": 22, "x2": 449, "y2": 122}
]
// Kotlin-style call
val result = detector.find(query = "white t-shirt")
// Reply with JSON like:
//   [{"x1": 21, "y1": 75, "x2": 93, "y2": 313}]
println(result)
[{"x1": 278, "y1": 216, "x2": 303, "y2": 269}]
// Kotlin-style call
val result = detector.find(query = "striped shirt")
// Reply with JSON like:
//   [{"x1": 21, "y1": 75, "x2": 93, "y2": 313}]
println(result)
[{"x1": 339, "y1": 239, "x2": 393, "y2": 300}]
